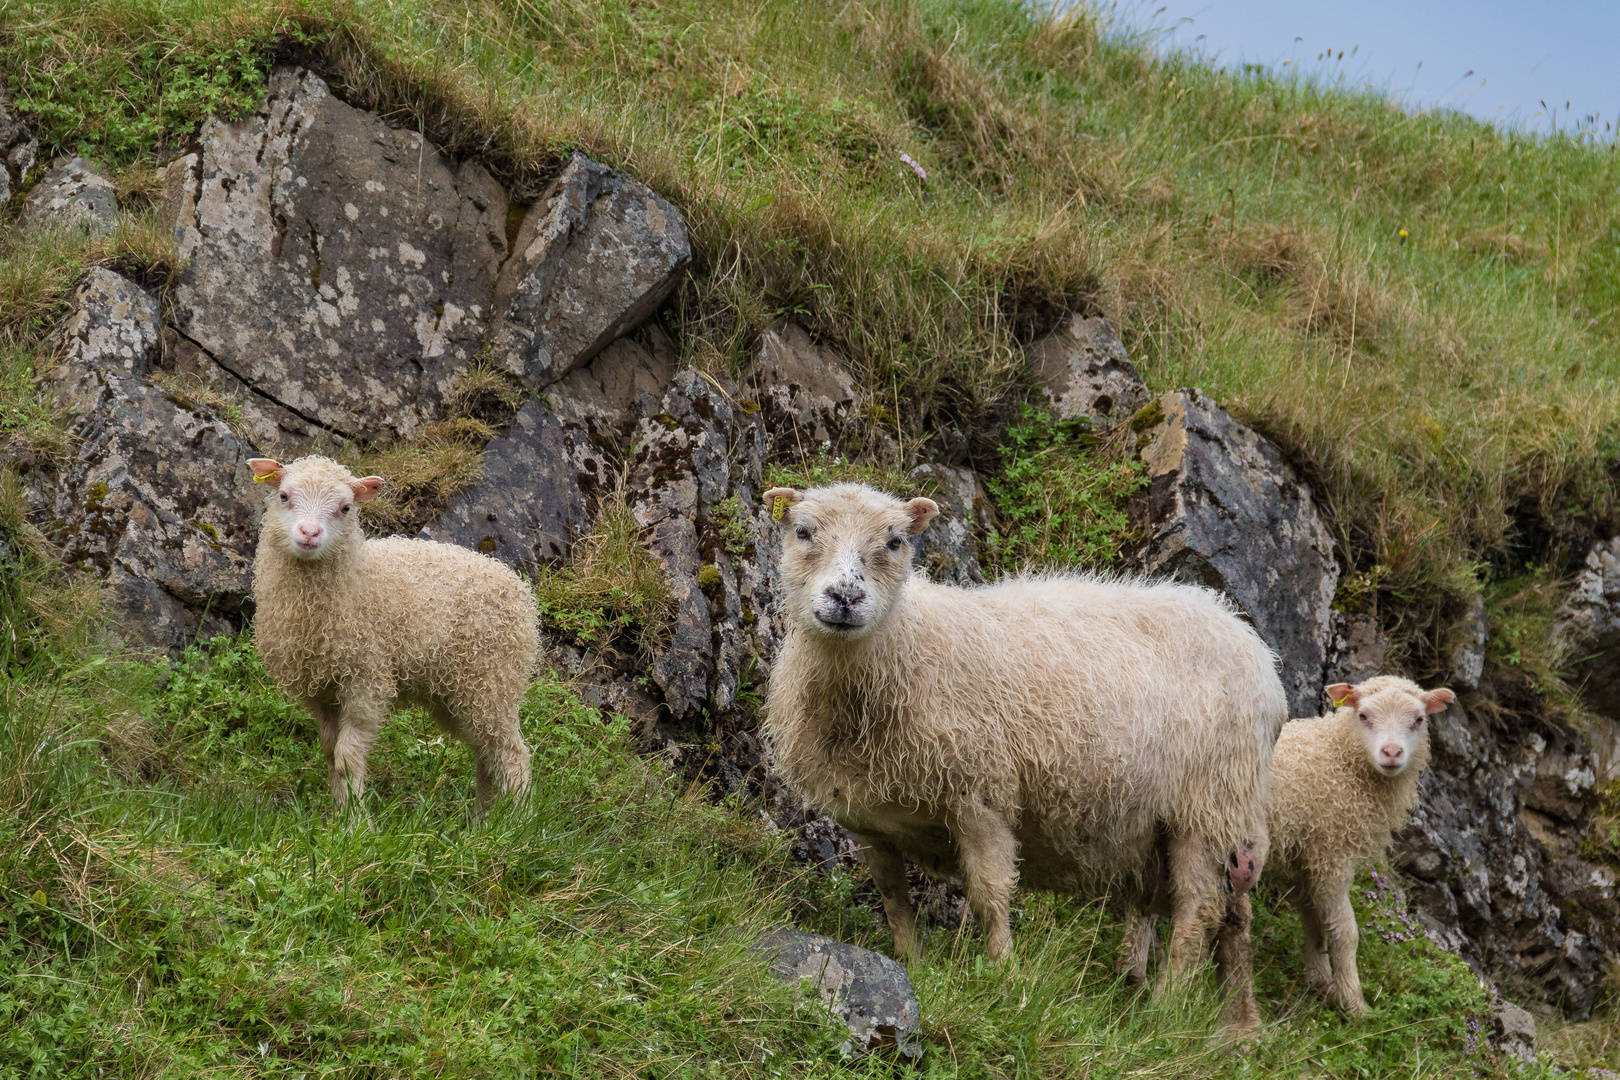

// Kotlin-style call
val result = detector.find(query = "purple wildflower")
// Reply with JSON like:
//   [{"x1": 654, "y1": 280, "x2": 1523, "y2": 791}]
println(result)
[{"x1": 897, "y1": 151, "x2": 927, "y2": 182}]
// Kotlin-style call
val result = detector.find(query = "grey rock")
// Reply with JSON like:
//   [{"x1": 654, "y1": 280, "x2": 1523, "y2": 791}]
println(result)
[
  {"x1": 40, "y1": 271, "x2": 256, "y2": 650},
  {"x1": 1557, "y1": 537, "x2": 1620, "y2": 720},
  {"x1": 169, "y1": 68, "x2": 509, "y2": 443},
  {"x1": 748, "y1": 323, "x2": 859, "y2": 448},
  {"x1": 491, "y1": 152, "x2": 691, "y2": 389},
  {"x1": 7, "y1": 138, "x2": 37, "y2": 183},
  {"x1": 17, "y1": 157, "x2": 117, "y2": 233},
  {"x1": 1493, "y1": 999, "x2": 1537, "y2": 1062},
  {"x1": 0, "y1": 83, "x2": 26, "y2": 155},
  {"x1": 417, "y1": 399, "x2": 602, "y2": 571},
  {"x1": 1128, "y1": 389, "x2": 1340, "y2": 717},
  {"x1": 1028, "y1": 315, "x2": 1150, "y2": 427},
  {"x1": 629, "y1": 367, "x2": 734, "y2": 716},
  {"x1": 1449, "y1": 594, "x2": 1488, "y2": 691},
  {"x1": 754, "y1": 929, "x2": 922, "y2": 1060},
  {"x1": 550, "y1": 329, "x2": 675, "y2": 438},
  {"x1": 1323, "y1": 610, "x2": 1388, "y2": 690},
  {"x1": 908, "y1": 462, "x2": 987, "y2": 586}
]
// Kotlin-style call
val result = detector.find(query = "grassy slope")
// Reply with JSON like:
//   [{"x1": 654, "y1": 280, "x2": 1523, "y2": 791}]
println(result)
[{"x1": 2, "y1": 0, "x2": 1617, "y2": 1074}]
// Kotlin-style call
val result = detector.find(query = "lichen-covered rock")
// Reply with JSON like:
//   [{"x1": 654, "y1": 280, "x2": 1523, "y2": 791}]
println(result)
[
  {"x1": 753, "y1": 929, "x2": 922, "y2": 1060},
  {"x1": 629, "y1": 367, "x2": 734, "y2": 716},
  {"x1": 1129, "y1": 389, "x2": 1340, "y2": 717},
  {"x1": 417, "y1": 399, "x2": 601, "y2": 571},
  {"x1": 168, "y1": 68, "x2": 509, "y2": 442},
  {"x1": 17, "y1": 157, "x2": 117, "y2": 233},
  {"x1": 550, "y1": 330, "x2": 676, "y2": 439},
  {"x1": 1028, "y1": 315, "x2": 1150, "y2": 427},
  {"x1": 747, "y1": 324, "x2": 859, "y2": 449},
  {"x1": 907, "y1": 462, "x2": 987, "y2": 586},
  {"x1": 1493, "y1": 1000, "x2": 1537, "y2": 1063},
  {"x1": 491, "y1": 152, "x2": 691, "y2": 389},
  {"x1": 1558, "y1": 538, "x2": 1620, "y2": 720},
  {"x1": 1449, "y1": 594, "x2": 1489, "y2": 691},
  {"x1": 38, "y1": 271, "x2": 256, "y2": 649},
  {"x1": 1323, "y1": 610, "x2": 1387, "y2": 690}
]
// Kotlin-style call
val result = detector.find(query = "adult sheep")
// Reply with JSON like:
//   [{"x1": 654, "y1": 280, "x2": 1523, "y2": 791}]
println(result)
[
  {"x1": 247, "y1": 456, "x2": 538, "y2": 811},
  {"x1": 761, "y1": 482, "x2": 1286, "y2": 1034}
]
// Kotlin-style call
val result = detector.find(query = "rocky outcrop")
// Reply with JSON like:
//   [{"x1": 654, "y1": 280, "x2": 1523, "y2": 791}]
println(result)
[
  {"x1": 1559, "y1": 537, "x2": 1620, "y2": 720},
  {"x1": 908, "y1": 462, "x2": 988, "y2": 586},
  {"x1": 34, "y1": 270, "x2": 256, "y2": 649},
  {"x1": 1028, "y1": 315, "x2": 1149, "y2": 427},
  {"x1": 0, "y1": 84, "x2": 38, "y2": 209},
  {"x1": 753, "y1": 929, "x2": 922, "y2": 1060},
  {"x1": 747, "y1": 324, "x2": 859, "y2": 450},
  {"x1": 17, "y1": 157, "x2": 117, "y2": 233},
  {"x1": 1129, "y1": 389, "x2": 1340, "y2": 717},
  {"x1": 1323, "y1": 610, "x2": 1388, "y2": 688},
  {"x1": 490, "y1": 153, "x2": 691, "y2": 389}
]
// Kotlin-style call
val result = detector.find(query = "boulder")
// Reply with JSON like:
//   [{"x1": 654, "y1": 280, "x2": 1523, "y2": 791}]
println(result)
[
  {"x1": 907, "y1": 462, "x2": 987, "y2": 586},
  {"x1": 416, "y1": 399, "x2": 601, "y2": 571},
  {"x1": 1128, "y1": 389, "x2": 1340, "y2": 717},
  {"x1": 753, "y1": 929, "x2": 922, "y2": 1060},
  {"x1": 1323, "y1": 610, "x2": 1388, "y2": 689},
  {"x1": 747, "y1": 324, "x2": 859, "y2": 449},
  {"x1": 38, "y1": 271, "x2": 256, "y2": 650},
  {"x1": 1558, "y1": 538, "x2": 1620, "y2": 720},
  {"x1": 549, "y1": 330, "x2": 676, "y2": 439},
  {"x1": 167, "y1": 68, "x2": 510, "y2": 443},
  {"x1": 17, "y1": 157, "x2": 117, "y2": 233},
  {"x1": 1448, "y1": 594, "x2": 1489, "y2": 691},
  {"x1": 1028, "y1": 315, "x2": 1150, "y2": 427},
  {"x1": 490, "y1": 152, "x2": 691, "y2": 389},
  {"x1": 1493, "y1": 999, "x2": 1537, "y2": 1063}
]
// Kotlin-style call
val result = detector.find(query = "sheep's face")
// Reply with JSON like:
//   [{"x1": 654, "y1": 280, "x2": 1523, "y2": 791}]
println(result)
[
  {"x1": 1326, "y1": 677, "x2": 1454, "y2": 777},
  {"x1": 248, "y1": 457, "x2": 383, "y2": 561},
  {"x1": 762, "y1": 483, "x2": 938, "y2": 642}
]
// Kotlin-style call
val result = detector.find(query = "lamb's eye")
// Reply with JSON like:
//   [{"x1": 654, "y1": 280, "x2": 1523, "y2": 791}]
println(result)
[
  {"x1": 795, "y1": 525, "x2": 810, "y2": 540},
  {"x1": 1358, "y1": 711, "x2": 1369, "y2": 723},
  {"x1": 886, "y1": 536, "x2": 904, "y2": 552},
  {"x1": 279, "y1": 492, "x2": 289, "y2": 502}
]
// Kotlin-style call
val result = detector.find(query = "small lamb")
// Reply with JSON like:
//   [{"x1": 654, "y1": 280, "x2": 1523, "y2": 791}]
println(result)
[
  {"x1": 247, "y1": 456, "x2": 538, "y2": 811},
  {"x1": 1124, "y1": 675, "x2": 1454, "y2": 1015}
]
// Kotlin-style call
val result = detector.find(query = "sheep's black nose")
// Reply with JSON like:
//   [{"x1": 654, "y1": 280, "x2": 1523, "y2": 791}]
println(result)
[{"x1": 824, "y1": 584, "x2": 867, "y2": 608}]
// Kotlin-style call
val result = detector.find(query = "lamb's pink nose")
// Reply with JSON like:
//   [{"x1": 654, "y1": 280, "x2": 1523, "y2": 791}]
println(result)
[
  {"x1": 297, "y1": 523, "x2": 322, "y2": 543},
  {"x1": 1379, "y1": 744, "x2": 1404, "y2": 767}
]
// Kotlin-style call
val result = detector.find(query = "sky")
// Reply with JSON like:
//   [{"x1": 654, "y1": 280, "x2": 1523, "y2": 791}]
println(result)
[{"x1": 1116, "y1": 0, "x2": 1620, "y2": 139}]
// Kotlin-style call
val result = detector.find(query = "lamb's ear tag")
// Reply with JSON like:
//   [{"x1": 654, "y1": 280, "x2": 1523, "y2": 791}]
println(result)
[
  {"x1": 771, "y1": 494, "x2": 789, "y2": 522},
  {"x1": 251, "y1": 472, "x2": 275, "y2": 484}
]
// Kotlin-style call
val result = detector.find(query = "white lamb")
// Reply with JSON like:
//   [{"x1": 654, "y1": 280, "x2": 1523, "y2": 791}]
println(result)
[
  {"x1": 1121, "y1": 674, "x2": 1453, "y2": 1016},
  {"x1": 246, "y1": 456, "x2": 538, "y2": 810},
  {"x1": 761, "y1": 482, "x2": 1286, "y2": 1035}
]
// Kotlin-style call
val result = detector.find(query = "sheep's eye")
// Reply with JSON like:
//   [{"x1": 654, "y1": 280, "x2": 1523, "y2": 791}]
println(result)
[
  {"x1": 1358, "y1": 711, "x2": 1370, "y2": 723},
  {"x1": 886, "y1": 536, "x2": 904, "y2": 552},
  {"x1": 278, "y1": 492, "x2": 289, "y2": 502},
  {"x1": 795, "y1": 525, "x2": 811, "y2": 540},
  {"x1": 340, "y1": 504, "x2": 351, "y2": 515}
]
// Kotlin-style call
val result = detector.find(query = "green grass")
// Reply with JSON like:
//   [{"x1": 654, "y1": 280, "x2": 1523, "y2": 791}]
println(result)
[{"x1": 0, "y1": 633, "x2": 1515, "y2": 1078}]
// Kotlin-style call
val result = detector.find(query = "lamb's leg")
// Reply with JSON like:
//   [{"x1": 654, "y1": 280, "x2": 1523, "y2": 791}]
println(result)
[
  {"x1": 953, "y1": 805, "x2": 1020, "y2": 963},
  {"x1": 1297, "y1": 891, "x2": 1332, "y2": 997},
  {"x1": 330, "y1": 695, "x2": 386, "y2": 810},
  {"x1": 1316, "y1": 884, "x2": 1367, "y2": 1016},
  {"x1": 439, "y1": 701, "x2": 531, "y2": 812},
  {"x1": 1213, "y1": 893, "x2": 1261, "y2": 1038},
  {"x1": 857, "y1": 836, "x2": 921, "y2": 961},
  {"x1": 1118, "y1": 909, "x2": 1157, "y2": 984},
  {"x1": 1162, "y1": 831, "x2": 1221, "y2": 989},
  {"x1": 305, "y1": 698, "x2": 342, "y2": 782}
]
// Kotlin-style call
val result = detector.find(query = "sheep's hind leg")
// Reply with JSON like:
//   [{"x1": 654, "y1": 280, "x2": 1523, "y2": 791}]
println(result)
[
  {"x1": 953, "y1": 804, "x2": 1019, "y2": 963},
  {"x1": 1316, "y1": 885, "x2": 1368, "y2": 1017},
  {"x1": 1118, "y1": 910, "x2": 1157, "y2": 984},
  {"x1": 304, "y1": 699, "x2": 342, "y2": 784},
  {"x1": 1213, "y1": 893, "x2": 1261, "y2": 1038},
  {"x1": 1297, "y1": 891, "x2": 1333, "y2": 997},
  {"x1": 1161, "y1": 832, "x2": 1221, "y2": 992},
  {"x1": 858, "y1": 836, "x2": 922, "y2": 962}
]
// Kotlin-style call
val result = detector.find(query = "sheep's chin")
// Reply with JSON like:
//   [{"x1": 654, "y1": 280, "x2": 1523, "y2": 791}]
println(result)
[
  {"x1": 809, "y1": 612, "x2": 874, "y2": 640},
  {"x1": 282, "y1": 535, "x2": 332, "y2": 560},
  {"x1": 1375, "y1": 759, "x2": 1408, "y2": 777}
]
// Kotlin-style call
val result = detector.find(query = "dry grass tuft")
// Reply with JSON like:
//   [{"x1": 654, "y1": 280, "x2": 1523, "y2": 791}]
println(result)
[
  {"x1": 534, "y1": 486, "x2": 675, "y2": 657},
  {"x1": 343, "y1": 418, "x2": 493, "y2": 536}
]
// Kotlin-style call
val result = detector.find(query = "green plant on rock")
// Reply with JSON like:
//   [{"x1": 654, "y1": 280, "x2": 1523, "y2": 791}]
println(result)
[
  {"x1": 986, "y1": 406, "x2": 1146, "y2": 574},
  {"x1": 533, "y1": 495, "x2": 675, "y2": 657},
  {"x1": 763, "y1": 451, "x2": 924, "y2": 499}
]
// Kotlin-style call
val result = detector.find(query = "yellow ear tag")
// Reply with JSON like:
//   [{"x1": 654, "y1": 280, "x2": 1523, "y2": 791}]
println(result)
[
  {"x1": 252, "y1": 472, "x2": 276, "y2": 484},
  {"x1": 1331, "y1": 696, "x2": 1351, "y2": 709},
  {"x1": 771, "y1": 495, "x2": 788, "y2": 522}
]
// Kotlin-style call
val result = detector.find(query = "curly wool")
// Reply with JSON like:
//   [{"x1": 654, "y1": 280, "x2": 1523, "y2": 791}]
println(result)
[{"x1": 252, "y1": 456, "x2": 539, "y2": 808}]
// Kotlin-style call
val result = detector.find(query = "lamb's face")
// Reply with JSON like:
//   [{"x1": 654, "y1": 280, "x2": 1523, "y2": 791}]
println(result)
[
  {"x1": 763, "y1": 483, "x2": 938, "y2": 642},
  {"x1": 1326, "y1": 677, "x2": 1454, "y2": 777},
  {"x1": 248, "y1": 457, "x2": 383, "y2": 561}
]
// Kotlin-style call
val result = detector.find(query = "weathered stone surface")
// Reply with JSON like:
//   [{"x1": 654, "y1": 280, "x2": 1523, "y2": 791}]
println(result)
[
  {"x1": 417, "y1": 399, "x2": 601, "y2": 571},
  {"x1": 1449, "y1": 594, "x2": 1489, "y2": 691},
  {"x1": 38, "y1": 271, "x2": 256, "y2": 650},
  {"x1": 1558, "y1": 538, "x2": 1620, "y2": 720},
  {"x1": 1493, "y1": 999, "x2": 1537, "y2": 1063},
  {"x1": 550, "y1": 330, "x2": 675, "y2": 438},
  {"x1": 1323, "y1": 610, "x2": 1388, "y2": 690},
  {"x1": 1029, "y1": 315, "x2": 1150, "y2": 427},
  {"x1": 748, "y1": 324, "x2": 859, "y2": 448},
  {"x1": 169, "y1": 68, "x2": 509, "y2": 442},
  {"x1": 754, "y1": 929, "x2": 922, "y2": 1060},
  {"x1": 908, "y1": 462, "x2": 987, "y2": 586},
  {"x1": 491, "y1": 152, "x2": 691, "y2": 389},
  {"x1": 629, "y1": 367, "x2": 735, "y2": 716},
  {"x1": 17, "y1": 157, "x2": 117, "y2": 233},
  {"x1": 1129, "y1": 389, "x2": 1340, "y2": 717}
]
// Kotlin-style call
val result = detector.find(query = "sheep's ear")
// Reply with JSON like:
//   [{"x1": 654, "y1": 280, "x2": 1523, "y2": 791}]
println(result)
[
  {"x1": 247, "y1": 458, "x2": 284, "y2": 485},
  {"x1": 1421, "y1": 687, "x2": 1456, "y2": 714},
  {"x1": 1325, "y1": 683, "x2": 1359, "y2": 708},
  {"x1": 762, "y1": 487, "x2": 802, "y2": 523},
  {"x1": 351, "y1": 476, "x2": 385, "y2": 502},
  {"x1": 904, "y1": 497, "x2": 939, "y2": 535}
]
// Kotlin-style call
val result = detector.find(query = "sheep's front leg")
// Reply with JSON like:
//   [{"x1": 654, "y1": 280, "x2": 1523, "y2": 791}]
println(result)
[
  {"x1": 304, "y1": 698, "x2": 342, "y2": 780},
  {"x1": 1163, "y1": 832, "x2": 1222, "y2": 988},
  {"x1": 1297, "y1": 891, "x2": 1333, "y2": 997},
  {"x1": 857, "y1": 835, "x2": 921, "y2": 961},
  {"x1": 952, "y1": 804, "x2": 1019, "y2": 963},
  {"x1": 1316, "y1": 885, "x2": 1367, "y2": 1017},
  {"x1": 330, "y1": 694, "x2": 387, "y2": 810},
  {"x1": 1117, "y1": 909, "x2": 1157, "y2": 984}
]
